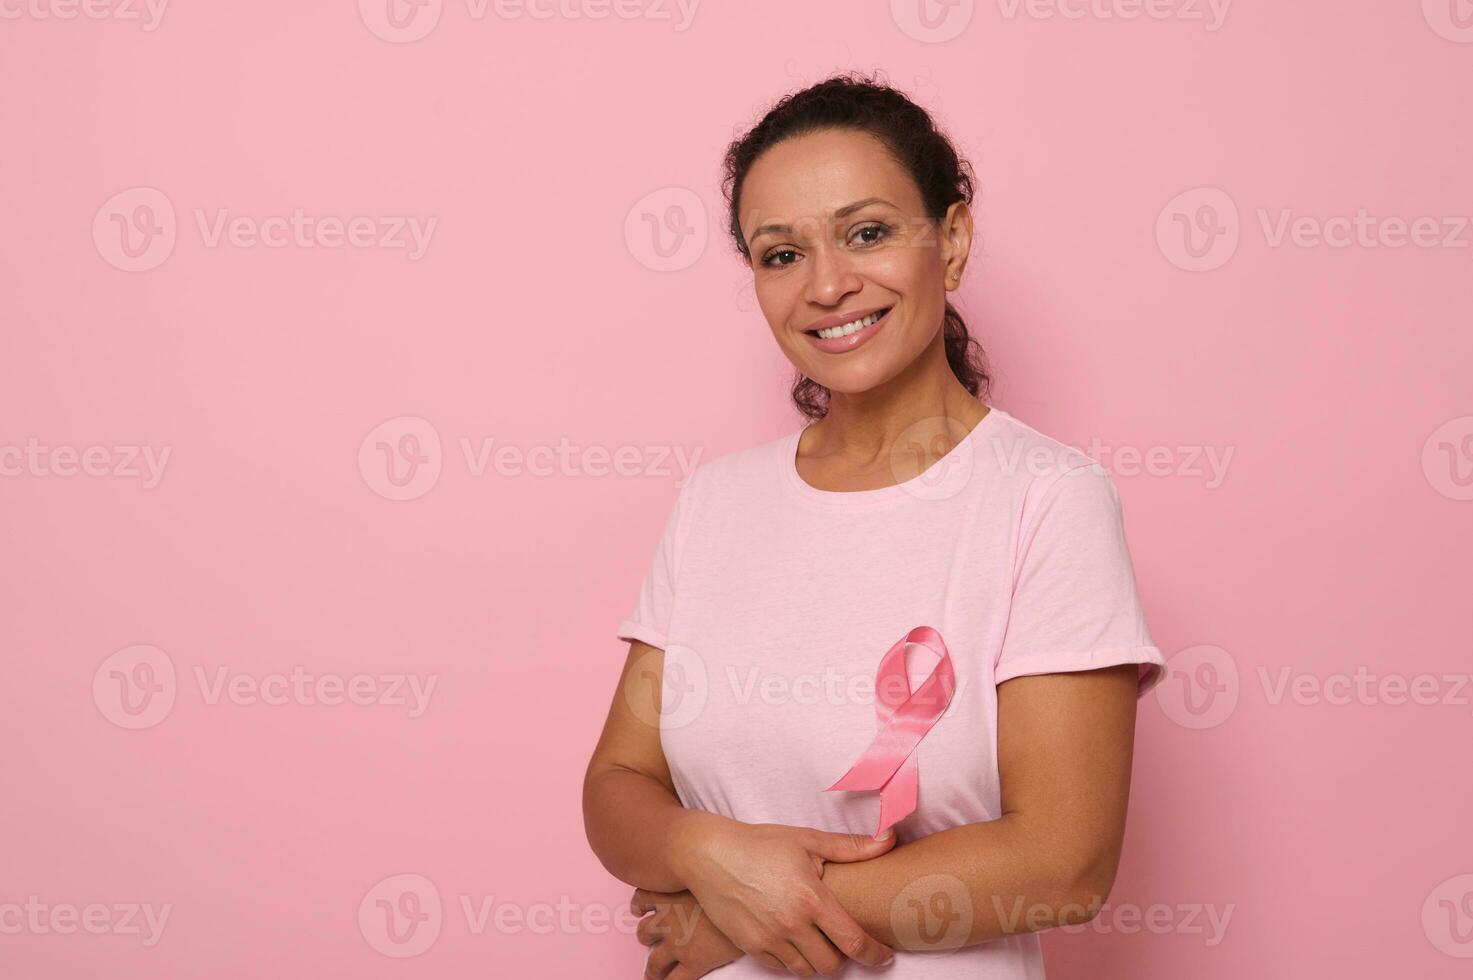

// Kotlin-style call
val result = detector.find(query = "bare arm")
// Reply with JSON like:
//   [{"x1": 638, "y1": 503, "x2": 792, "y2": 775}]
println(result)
[
  {"x1": 583, "y1": 639, "x2": 898, "y2": 976},
  {"x1": 817, "y1": 663, "x2": 1142, "y2": 949},
  {"x1": 582, "y1": 639, "x2": 719, "y2": 893}
]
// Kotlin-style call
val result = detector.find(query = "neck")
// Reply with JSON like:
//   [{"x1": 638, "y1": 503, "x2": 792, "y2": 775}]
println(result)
[{"x1": 807, "y1": 329, "x2": 987, "y2": 461}]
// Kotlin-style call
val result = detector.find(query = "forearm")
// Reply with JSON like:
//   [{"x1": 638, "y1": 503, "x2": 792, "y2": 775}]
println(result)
[
  {"x1": 582, "y1": 765, "x2": 728, "y2": 893},
  {"x1": 820, "y1": 815, "x2": 1110, "y2": 950}
]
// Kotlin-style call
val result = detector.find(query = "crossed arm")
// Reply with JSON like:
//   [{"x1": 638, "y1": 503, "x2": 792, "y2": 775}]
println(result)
[{"x1": 582, "y1": 639, "x2": 1142, "y2": 975}]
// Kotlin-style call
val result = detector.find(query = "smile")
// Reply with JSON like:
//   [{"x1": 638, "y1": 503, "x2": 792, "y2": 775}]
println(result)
[{"x1": 802, "y1": 306, "x2": 894, "y2": 354}]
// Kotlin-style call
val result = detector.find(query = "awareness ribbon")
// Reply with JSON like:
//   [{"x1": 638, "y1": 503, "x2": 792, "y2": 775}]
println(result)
[{"x1": 824, "y1": 625, "x2": 957, "y2": 837}]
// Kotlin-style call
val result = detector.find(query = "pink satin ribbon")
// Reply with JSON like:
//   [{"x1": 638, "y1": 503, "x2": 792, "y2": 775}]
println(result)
[{"x1": 825, "y1": 625, "x2": 957, "y2": 837}]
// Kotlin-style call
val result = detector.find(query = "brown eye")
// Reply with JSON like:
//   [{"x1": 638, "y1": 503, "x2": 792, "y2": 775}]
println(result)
[
  {"x1": 851, "y1": 223, "x2": 891, "y2": 247},
  {"x1": 761, "y1": 248, "x2": 798, "y2": 268}
]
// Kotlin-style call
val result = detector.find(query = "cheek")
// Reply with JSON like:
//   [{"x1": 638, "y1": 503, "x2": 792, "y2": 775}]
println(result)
[
  {"x1": 754, "y1": 279, "x2": 800, "y2": 333},
  {"x1": 856, "y1": 243, "x2": 939, "y2": 305}
]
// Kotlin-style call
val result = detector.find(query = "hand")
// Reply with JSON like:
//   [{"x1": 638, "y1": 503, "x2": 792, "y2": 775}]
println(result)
[
  {"x1": 669, "y1": 815, "x2": 898, "y2": 976},
  {"x1": 631, "y1": 888, "x2": 745, "y2": 979}
]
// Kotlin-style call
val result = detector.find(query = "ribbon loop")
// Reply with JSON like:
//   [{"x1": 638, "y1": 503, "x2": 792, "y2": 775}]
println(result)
[{"x1": 824, "y1": 625, "x2": 957, "y2": 837}]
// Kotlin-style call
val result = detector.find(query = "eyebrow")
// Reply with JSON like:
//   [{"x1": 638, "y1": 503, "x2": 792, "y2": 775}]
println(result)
[{"x1": 746, "y1": 197, "x2": 898, "y2": 247}]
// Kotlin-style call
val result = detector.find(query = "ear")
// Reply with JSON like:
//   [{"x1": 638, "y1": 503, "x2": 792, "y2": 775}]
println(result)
[{"x1": 940, "y1": 200, "x2": 974, "y2": 282}]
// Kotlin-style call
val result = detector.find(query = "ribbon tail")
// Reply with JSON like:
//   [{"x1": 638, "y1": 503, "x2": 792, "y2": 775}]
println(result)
[
  {"x1": 824, "y1": 740, "x2": 910, "y2": 793},
  {"x1": 876, "y1": 755, "x2": 919, "y2": 835}
]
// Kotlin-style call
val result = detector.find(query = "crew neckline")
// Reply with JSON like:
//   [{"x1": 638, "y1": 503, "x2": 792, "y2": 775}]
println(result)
[{"x1": 779, "y1": 404, "x2": 1008, "y2": 508}]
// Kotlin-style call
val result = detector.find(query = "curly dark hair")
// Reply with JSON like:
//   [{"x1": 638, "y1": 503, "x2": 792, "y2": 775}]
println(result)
[{"x1": 721, "y1": 70, "x2": 992, "y2": 421}]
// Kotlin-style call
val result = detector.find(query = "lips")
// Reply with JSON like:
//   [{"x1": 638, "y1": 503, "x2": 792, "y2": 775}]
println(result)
[{"x1": 803, "y1": 306, "x2": 894, "y2": 355}]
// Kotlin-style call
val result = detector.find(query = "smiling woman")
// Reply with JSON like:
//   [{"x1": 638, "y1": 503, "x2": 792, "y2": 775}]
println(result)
[{"x1": 584, "y1": 70, "x2": 1166, "y2": 980}]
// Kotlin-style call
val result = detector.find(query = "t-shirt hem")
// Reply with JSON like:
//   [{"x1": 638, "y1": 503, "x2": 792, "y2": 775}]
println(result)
[
  {"x1": 615, "y1": 619, "x2": 668, "y2": 651},
  {"x1": 994, "y1": 645, "x2": 1167, "y2": 698}
]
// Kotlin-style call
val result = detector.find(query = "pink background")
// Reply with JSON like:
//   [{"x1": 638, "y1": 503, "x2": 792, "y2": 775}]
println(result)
[{"x1": 3, "y1": 1, "x2": 1471, "y2": 976}]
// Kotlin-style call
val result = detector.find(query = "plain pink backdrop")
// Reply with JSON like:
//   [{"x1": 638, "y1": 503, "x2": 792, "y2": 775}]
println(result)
[{"x1": 3, "y1": 1, "x2": 1471, "y2": 976}]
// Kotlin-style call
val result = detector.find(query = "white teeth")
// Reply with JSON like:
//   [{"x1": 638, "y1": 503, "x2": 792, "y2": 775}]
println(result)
[{"x1": 816, "y1": 310, "x2": 885, "y2": 339}]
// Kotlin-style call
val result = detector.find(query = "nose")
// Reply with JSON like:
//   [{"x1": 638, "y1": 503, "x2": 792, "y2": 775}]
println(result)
[{"x1": 802, "y1": 241, "x2": 863, "y2": 308}]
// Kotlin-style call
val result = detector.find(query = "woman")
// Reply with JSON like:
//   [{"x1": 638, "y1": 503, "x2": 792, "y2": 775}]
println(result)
[{"x1": 584, "y1": 72, "x2": 1166, "y2": 979}]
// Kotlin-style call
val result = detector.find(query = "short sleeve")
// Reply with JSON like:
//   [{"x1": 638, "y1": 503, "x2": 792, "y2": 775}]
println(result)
[
  {"x1": 994, "y1": 461, "x2": 1166, "y2": 697},
  {"x1": 614, "y1": 477, "x2": 696, "y2": 651}
]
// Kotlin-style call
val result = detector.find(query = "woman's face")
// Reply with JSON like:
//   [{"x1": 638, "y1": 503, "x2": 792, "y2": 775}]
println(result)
[{"x1": 738, "y1": 128, "x2": 970, "y2": 397}]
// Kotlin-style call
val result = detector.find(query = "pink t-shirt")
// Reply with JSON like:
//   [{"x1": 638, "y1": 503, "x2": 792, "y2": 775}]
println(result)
[{"x1": 615, "y1": 405, "x2": 1166, "y2": 979}]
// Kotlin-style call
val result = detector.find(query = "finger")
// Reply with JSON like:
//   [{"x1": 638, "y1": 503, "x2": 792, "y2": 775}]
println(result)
[
  {"x1": 811, "y1": 894, "x2": 894, "y2": 967},
  {"x1": 643, "y1": 941, "x2": 676, "y2": 980},
  {"x1": 630, "y1": 888, "x2": 653, "y2": 916},
  {"x1": 632, "y1": 888, "x2": 682, "y2": 917},
  {"x1": 770, "y1": 939, "x2": 818, "y2": 978},
  {"x1": 802, "y1": 828, "x2": 896, "y2": 864},
  {"x1": 662, "y1": 901, "x2": 706, "y2": 948},
  {"x1": 636, "y1": 912, "x2": 667, "y2": 946},
  {"x1": 754, "y1": 951, "x2": 788, "y2": 972},
  {"x1": 668, "y1": 963, "x2": 726, "y2": 980},
  {"x1": 789, "y1": 924, "x2": 847, "y2": 976}
]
